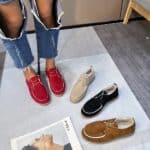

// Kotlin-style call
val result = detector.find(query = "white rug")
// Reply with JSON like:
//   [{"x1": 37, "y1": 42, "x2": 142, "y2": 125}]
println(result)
[{"x1": 0, "y1": 27, "x2": 150, "y2": 150}]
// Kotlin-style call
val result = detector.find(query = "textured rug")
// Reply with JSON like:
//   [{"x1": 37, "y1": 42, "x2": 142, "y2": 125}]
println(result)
[{"x1": 0, "y1": 27, "x2": 150, "y2": 150}]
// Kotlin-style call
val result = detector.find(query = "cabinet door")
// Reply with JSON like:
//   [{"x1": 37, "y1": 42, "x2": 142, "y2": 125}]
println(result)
[
  {"x1": 25, "y1": 0, "x2": 123, "y2": 30},
  {"x1": 62, "y1": 0, "x2": 122, "y2": 26}
]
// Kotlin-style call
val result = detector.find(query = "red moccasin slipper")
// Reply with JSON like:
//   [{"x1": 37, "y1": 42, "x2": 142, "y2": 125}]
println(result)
[
  {"x1": 26, "y1": 75, "x2": 50, "y2": 105},
  {"x1": 46, "y1": 68, "x2": 65, "y2": 96}
]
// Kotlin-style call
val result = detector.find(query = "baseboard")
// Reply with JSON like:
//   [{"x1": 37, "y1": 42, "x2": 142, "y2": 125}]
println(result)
[{"x1": 27, "y1": 17, "x2": 145, "y2": 34}]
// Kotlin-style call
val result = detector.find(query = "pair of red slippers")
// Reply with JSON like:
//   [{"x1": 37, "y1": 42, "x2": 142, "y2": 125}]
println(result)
[{"x1": 26, "y1": 67, "x2": 65, "y2": 105}]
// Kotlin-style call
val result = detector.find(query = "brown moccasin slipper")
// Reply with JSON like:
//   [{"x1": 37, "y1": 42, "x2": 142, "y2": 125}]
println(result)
[{"x1": 82, "y1": 117, "x2": 135, "y2": 143}]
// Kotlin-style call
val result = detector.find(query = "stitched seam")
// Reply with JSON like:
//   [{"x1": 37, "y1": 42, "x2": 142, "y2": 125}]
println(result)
[
  {"x1": 82, "y1": 105, "x2": 103, "y2": 115},
  {"x1": 83, "y1": 129, "x2": 106, "y2": 139},
  {"x1": 51, "y1": 82, "x2": 65, "y2": 92}
]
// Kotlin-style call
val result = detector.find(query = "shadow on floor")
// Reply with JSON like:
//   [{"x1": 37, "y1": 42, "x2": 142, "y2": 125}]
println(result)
[
  {"x1": 0, "y1": 52, "x2": 6, "y2": 86},
  {"x1": 40, "y1": 71, "x2": 51, "y2": 94}
]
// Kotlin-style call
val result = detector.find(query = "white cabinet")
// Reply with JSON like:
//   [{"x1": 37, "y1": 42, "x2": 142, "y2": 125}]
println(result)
[
  {"x1": 25, "y1": 0, "x2": 139, "y2": 30},
  {"x1": 62, "y1": 0, "x2": 122, "y2": 26}
]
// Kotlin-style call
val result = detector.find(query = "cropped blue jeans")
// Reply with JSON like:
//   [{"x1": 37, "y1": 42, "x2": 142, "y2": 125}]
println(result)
[{"x1": 0, "y1": 0, "x2": 64, "y2": 69}]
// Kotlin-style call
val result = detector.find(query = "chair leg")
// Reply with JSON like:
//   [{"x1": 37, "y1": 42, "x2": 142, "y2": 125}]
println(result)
[
  {"x1": 123, "y1": 1, "x2": 133, "y2": 24},
  {"x1": 148, "y1": 15, "x2": 150, "y2": 22}
]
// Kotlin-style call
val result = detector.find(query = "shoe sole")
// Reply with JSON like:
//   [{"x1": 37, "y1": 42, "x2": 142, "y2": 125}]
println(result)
[
  {"x1": 33, "y1": 99, "x2": 50, "y2": 106},
  {"x1": 82, "y1": 128, "x2": 135, "y2": 143}
]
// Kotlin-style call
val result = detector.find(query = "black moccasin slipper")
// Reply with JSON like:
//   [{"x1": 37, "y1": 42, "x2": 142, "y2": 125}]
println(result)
[{"x1": 81, "y1": 83, "x2": 118, "y2": 117}]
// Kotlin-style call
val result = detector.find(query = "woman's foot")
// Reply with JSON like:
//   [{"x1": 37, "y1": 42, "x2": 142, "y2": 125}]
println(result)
[
  {"x1": 23, "y1": 67, "x2": 37, "y2": 80},
  {"x1": 46, "y1": 59, "x2": 65, "y2": 96},
  {"x1": 46, "y1": 58, "x2": 56, "y2": 71},
  {"x1": 24, "y1": 67, "x2": 50, "y2": 105}
]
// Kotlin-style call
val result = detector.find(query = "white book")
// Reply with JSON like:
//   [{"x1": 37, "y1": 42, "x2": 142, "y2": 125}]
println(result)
[{"x1": 11, "y1": 117, "x2": 82, "y2": 150}]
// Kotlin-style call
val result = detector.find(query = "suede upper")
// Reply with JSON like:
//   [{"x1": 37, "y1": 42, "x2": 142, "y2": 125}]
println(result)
[
  {"x1": 70, "y1": 66, "x2": 95, "y2": 103},
  {"x1": 26, "y1": 75, "x2": 50, "y2": 105},
  {"x1": 82, "y1": 118, "x2": 135, "y2": 143}
]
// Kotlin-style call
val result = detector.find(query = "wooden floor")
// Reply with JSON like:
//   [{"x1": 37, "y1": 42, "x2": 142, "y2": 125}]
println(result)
[{"x1": 95, "y1": 20, "x2": 150, "y2": 118}]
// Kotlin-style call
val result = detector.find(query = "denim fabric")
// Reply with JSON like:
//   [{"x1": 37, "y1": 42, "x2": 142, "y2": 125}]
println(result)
[
  {"x1": 30, "y1": 0, "x2": 61, "y2": 59},
  {"x1": 2, "y1": 33, "x2": 34, "y2": 68},
  {"x1": 0, "y1": 0, "x2": 64, "y2": 69},
  {"x1": 0, "y1": 0, "x2": 13, "y2": 4},
  {"x1": 34, "y1": 19, "x2": 59, "y2": 59}
]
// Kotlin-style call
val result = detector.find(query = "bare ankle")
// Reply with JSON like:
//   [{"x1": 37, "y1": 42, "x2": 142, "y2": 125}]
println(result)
[
  {"x1": 23, "y1": 67, "x2": 36, "y2": 80},
  {"x1": 46, "y1": 59, "x2": 56, "y2": 70}
]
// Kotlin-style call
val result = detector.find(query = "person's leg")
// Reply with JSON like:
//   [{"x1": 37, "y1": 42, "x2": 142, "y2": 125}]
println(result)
[
  {"x1": 30, "y1": 0, "x2": 65, "y2": 95},
  {"x1": 0, "y1": 0, "x2": 35, "y2": 80},
  {"x1": 37, "y1": 0, "x2": 56, "y2": 71},
  {"x1": 32, "y1": 0, "x2": 59, "y2": 70},
  {"x1": 0, "y1": 0, "x2": 23, "y2": 38},
  {"x1": 0, "y1": 0, "x2": 49, "y2": 104},
  {"x1": 36, "y1": 0, "x2": 56, "y2": 29}
]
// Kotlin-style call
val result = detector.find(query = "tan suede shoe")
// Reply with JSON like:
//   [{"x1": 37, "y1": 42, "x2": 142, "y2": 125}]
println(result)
[
  {"x1": 70, "y1": 66, "x2": 95, "y2": 103},
  {"x1": 82, "y1": 118, "x2": 135, "y2": 143}
]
